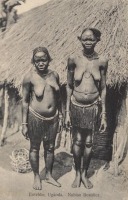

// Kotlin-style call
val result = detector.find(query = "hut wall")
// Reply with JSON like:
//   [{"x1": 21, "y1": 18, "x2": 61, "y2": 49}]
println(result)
[
  {"x1": 0, "y1": 87, "x2": 4, "y2": 138},
  {"x1": 112, "y1": 86, "x2": 128, "y2": 169},
  {"x1": 93, "y1": 85, "x2": 126, "y2": 161},
  {"x1": 8, "y1": 87, "x2": 22, "y2": 128}
]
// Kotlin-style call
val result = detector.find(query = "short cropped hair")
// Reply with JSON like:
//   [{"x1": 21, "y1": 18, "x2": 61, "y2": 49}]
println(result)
[
  {"x1": 78, "y1": 28, "x2": 101, "y2": 42},
  {"x1": 31, "y1": 47, "x2": 52, "y2": 64}
]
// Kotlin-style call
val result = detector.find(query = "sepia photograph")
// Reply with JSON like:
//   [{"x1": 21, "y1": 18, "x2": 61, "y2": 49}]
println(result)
[{"x1": 0, "y1": 0, "x2": 128, "y2": 199}]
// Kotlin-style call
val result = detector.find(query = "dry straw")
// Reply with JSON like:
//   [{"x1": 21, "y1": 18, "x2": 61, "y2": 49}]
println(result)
[{"x1": 0, "y1": 0, "x2": 127, "y2": 94}]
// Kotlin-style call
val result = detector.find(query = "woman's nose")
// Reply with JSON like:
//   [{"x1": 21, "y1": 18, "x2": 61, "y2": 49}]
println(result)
[
  {"x1": 85, "y1": 41, "x2": 91, "y2": 44},
  {"x1": 39, "y1": 61, "x2": 44, "y2": 64}
]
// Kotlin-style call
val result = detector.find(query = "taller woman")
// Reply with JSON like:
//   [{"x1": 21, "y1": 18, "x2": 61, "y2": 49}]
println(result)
[{"x1": 65, "y1": 28, "x2": 108, "y2": 189}]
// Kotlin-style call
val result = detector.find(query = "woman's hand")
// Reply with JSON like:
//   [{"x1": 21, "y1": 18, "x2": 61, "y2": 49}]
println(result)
[
  {"x1": 64, "y1": 111, "x2": 71, "y2": 130},
  {"x1": 22, "y1": 124, "x2": 29, "y2": 140},
  {"x1": 99, "y1": 114, "x2": 107, "y2": 133}
]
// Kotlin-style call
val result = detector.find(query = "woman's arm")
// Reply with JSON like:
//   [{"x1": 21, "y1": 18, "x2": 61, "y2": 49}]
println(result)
[
  {"x1": 99, "y1": 58, "x2": 108, "y2": 132},
  {"x1": 65, "y1": 56, "x2": 76, "y2": 127},
  {"x1": 22, "y1": 74, "x2": 31, "y2": 123},
  {"x1": 100, "y1": 59, "x2": 108, "y2": 112},
  {"x1": 22, "y1": 74, "x2": 31, "y2": 139},
  {"x1": 54, "y1": 71, "x2": 62, "y2": 116},
  {"x1": 66, "y1": 56, "x2": 76, "y2": 111},
  {"x1": 54, "y1": 71, "x2": 64, "y2": 132}
]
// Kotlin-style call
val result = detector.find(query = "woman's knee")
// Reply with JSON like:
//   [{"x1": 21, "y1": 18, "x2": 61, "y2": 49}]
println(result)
[
  {"x1": 73, "y1": 134, "x2": 83, "y2": 146},
  {"x1": 74, "y1": 138, "x2": 83, "y2": 147},
  {"x1": 85, "y1": 133, "x2": 93, "y2": 148},
  {"x1": 44, "y1": 142, "x2": 55, "y2": 153},
  {"x1": 30, "y1": 140, "x2": 41, "y2": 152},
  {"x1": 85, "y1": 141, "x2": 93, "y2": 148},
  {"x1": 73, "y1": 128, "x2": 83, "y2": 147}
]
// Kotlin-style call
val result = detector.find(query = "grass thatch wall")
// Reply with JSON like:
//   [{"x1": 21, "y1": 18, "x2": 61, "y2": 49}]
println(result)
[{"x1": 0, "y1": 0, "x2": 128, "y2": 95}]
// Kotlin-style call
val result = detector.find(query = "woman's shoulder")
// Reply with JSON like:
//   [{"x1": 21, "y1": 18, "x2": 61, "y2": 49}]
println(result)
[
  {"x1": 23, "y1": 69, "x2": 32, "y2": 83},
  {"x1": 99, "y1": 54, "x2": 109, "y2": 63},
  {"x1": 98, "y1": 54, "x2": 108, "y2": 69},
  {"x1": 67, "y1": 53, "x2": 83, "y2": 69},
  {"x1": 48, "y1": 69, "x2": 59, "y2": 79}
]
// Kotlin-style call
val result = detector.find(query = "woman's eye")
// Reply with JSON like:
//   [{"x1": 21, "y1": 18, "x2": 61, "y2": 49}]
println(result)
[
  {"x1": 82, "y1": 38, "x2": 95, "y2": 42},
  {"x1": 35, "y1": 59, "x2": 47, "y2": 62}
]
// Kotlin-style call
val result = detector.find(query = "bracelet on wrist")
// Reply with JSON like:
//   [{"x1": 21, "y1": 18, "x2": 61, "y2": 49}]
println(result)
[
  {"x1": 101, "y1": 112, "x2": 106, "y2": 117},
  {"x1": 59, "y1": 114, "x2": 63, "y2": 118},
  {"x1": 101, "y1": 112, "x2": 106, "y2": 115},
  {"x1": 101, "y1": 113, "x2": 107, "y2": 119},
  {"x1": 22, "y1": 123, "x2": 28, "y2": 125}
]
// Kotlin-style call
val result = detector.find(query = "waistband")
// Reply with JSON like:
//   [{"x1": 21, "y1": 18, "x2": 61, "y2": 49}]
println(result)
[
  {"x1": 71, "y1": 95, "x2": 101, "y2": 108},
  {"x1": 29, "y1": 106, "x2": 58, "y2": 121}
]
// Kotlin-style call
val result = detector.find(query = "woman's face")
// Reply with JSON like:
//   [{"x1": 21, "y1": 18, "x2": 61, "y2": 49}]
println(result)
[
  {"x1": 81, "y1": 29, "x2": 97, "y2": 50},
  {"x1": 34, "y1": 51, "x2": 49, "y2": 72}
]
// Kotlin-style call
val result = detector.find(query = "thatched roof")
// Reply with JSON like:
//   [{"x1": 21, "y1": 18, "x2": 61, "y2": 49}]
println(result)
[{"x1": 0, "y1": 0, "x2": 128, "y2": 94}]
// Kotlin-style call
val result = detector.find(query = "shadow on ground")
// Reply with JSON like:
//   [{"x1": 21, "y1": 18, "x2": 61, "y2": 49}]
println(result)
[
  {"x1": 40, "y1": 151, "x2": 73, "y2": 180},
  {"x1": 40, "y1": 150, "x2": 107, "y2": 181}
]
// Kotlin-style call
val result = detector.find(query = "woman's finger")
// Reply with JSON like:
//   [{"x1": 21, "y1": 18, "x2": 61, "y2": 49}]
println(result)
[
  {"x1": 99, "y1": 124, "x2": 102, "y2": 132},
  {"x1": 25, "y1": 134, "x2": 29, "y2": 140},
  {"x1": 100, "y1": 124, "x2": 107, "y2": 133},
  {"x1": 22, "y1": 132, "x2": 25, "y2": 137}
]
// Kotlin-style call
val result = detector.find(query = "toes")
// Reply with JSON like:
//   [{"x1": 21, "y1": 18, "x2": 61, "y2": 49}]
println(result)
[
  {"x1": 87, "y1": 184, "x2": 93, "y2": 189},
  {"x1": 33, "y1": 183, "x2": 42, "y2": 190},
  {"x1": 72, "y1": 181, "x2": 81, "y2": 188},
  {"x1": 57, "y1": 182, "x2": 61, "y2": 187},
  {"x1": 33, "y1": 186, "x2": 42, "y2": 190},
  {"x1": 72, "y1": 184, "x2": 76, "y2": 188},
  {"x1": 87, "y1": 181, "x2": 93, "y2": 189},
  {"x1": 53, "y1": 181, "x2": 61, "y2": 187},
  {"x1": 82, "y1": 178, "x2": 93, "y2": 189},
  {"x1": 45, "y1": 178, "x2": 61, "y2": 187},
  {"x1": 72, "y1": 185, "x2": 80, "y2": 188}
]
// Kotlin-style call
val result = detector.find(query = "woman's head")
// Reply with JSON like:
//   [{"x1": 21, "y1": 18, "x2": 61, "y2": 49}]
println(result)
[
  {"x1": 32, "y1": 47, "x2": 52, "y2": 72},
  {"x1": 78, "y1": 28, "x2": 101, "y2": 51}
]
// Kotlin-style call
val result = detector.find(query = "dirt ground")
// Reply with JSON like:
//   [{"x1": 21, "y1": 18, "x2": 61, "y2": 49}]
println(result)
[{"x1": 0, "y1": 129, "x2": 128, "y2": 200}]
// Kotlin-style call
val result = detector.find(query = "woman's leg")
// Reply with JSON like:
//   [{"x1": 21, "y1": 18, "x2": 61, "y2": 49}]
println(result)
[
  {"x1": 29, "y1": 140, "x2": 42, "y2": 190},
  {"x1": 81, "y1": 129, "x2": 93, "y2": 189},
  {"x1": 72, "y1": 127, "x2": 84, "y2": 188},
  {"x1": 43, "y1": 121, "x2": 61, "y2": 187}
]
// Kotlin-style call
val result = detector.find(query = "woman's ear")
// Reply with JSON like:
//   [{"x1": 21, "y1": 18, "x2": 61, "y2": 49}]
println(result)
[{"x1": 77, "y1": 36, "x2": 81, "y2": 41}]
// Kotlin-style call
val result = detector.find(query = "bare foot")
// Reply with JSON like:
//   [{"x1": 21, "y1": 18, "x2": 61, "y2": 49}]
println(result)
[
  {"x1": 72, "y1": 174, "x2": 81, "y2": 188},
  {"x1": 45, "y1": 176, "x2": 61, "y2": 187},
  {"x1": 33, "y1": 174, "x2": 42, "y2": 190},
  {"x1": 81, "y1": 175, "x2": 93, "y2": 189}
]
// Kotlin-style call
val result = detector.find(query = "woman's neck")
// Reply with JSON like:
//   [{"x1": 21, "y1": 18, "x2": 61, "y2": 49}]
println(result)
[
  {"x1": 36, "y1": 69, "x2": 49, "y2": 76},
  {"x1": 83, "y1": 48, "x2": 94, "y2": 56},
  {"x1": 83, "y1": 49, "x2": 95, "y2": 59}
]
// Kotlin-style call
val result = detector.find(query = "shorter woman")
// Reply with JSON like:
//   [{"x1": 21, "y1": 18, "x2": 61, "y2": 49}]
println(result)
[
  {"x1": 65, "y1": 28, "x2": 108, "y2": 189},
  {"x1": 22, "y1": 47, "x2": 62, "y2": 190}
]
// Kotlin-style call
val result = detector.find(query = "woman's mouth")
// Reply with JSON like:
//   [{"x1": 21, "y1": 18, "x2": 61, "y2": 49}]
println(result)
[
  {"x1": 38, "y1": 65, "x2": 45, "y2": 69},
  {"x1": 85, "y1": 44, "x2": 92, "y2": 48}
]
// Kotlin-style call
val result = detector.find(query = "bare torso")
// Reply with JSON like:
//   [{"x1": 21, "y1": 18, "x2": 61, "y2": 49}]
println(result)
[
  {"x1": 29, "y1": 69, "x2": 59, "y2": 117},
  {"x1": 72, "y1": 54, "x2": 104, "y2": 104}
]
